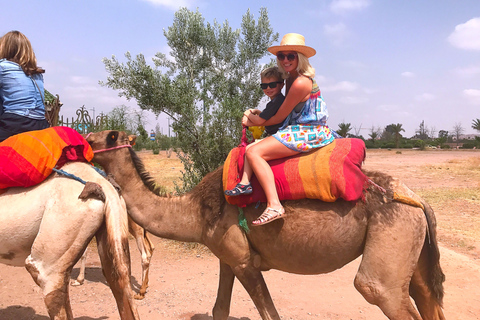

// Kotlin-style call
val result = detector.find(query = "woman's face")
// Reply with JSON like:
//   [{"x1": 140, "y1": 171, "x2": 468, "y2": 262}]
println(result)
[{"x1": 277, "y1": 51, "x2": 298, "y2": 73}]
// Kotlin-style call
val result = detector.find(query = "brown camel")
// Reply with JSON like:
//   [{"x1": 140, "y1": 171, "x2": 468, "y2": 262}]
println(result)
[
  {"x1": 86, "y1": 130, "x2": 446, "y2": 320},
  {"x1": 72, "y1": 216, "x2": 155, "y2": 300},
  {"x1": 0, "y1": 161, "x2": 139, "y2": 320}
]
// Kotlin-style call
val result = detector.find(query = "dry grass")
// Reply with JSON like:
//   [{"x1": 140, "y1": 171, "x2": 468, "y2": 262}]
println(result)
[
  {"x1": 415, "y1": 157, "x2": 480, "y2": 255},
  {"x1": 137, "y1": 150, "x2": 184, "y2": 192}
]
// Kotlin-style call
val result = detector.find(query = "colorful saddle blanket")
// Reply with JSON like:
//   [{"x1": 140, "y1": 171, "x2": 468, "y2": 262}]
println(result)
[
  {"x1": 222, "y1": 138, "x2": 368, "y2": 207},
  {"x1": 0, "y1": 126, "x2": 93, "y2": 189}
]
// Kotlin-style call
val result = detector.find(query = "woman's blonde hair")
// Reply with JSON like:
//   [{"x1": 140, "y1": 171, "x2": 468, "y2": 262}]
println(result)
[
  {"x1": 276, "y1": 52, "x2": 315, "y2": 79},
  {"x1": 0, "y1": 30, "x2": 44, "y2": 75}
]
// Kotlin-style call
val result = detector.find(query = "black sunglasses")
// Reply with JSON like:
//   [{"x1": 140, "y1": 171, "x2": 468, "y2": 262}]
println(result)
[
  {"x1": 276, "y1": 52, "x2": 298, "y2": 61},
  {"x1": 260, "y1": 81, "x2": 283, "y2": 89}
]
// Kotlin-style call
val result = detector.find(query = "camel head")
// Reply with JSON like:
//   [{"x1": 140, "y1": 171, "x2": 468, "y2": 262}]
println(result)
[{"x1": 85, "y1": 130, "x2": 136, "y2": 168}]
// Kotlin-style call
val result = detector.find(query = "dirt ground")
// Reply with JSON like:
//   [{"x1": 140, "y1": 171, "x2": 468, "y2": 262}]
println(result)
[{"x1": 1, "y1": 149, "x2": 480, "y2": 320}]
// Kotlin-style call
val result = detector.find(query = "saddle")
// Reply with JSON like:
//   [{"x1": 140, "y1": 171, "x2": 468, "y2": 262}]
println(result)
[
  {"x1": 0, "y1": 126, "x2": 93, "y2": 189},
  {"x1": 223, "y1": 138, "x2": 368, "y2": 207}
]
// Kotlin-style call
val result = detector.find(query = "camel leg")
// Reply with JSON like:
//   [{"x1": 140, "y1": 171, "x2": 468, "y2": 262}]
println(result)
[
  {"x1": 231, "y1": 263, "x2": 280, "y2": 320},
  {"x1": 212, "y1": 261, "x2": 235, "y2": 320},
  {"x1": 95, "y1": 225, "x2": 138, "y2": 320},
  {"x1": 25, "y1": 221, "x2": 98, "y2": 319},
  {"x1": 71, "y1": 247, "x2": 88, "y2": 286},
  {"x1": 354, "y1": 204, "x2": 426, "y2": 320},
  {"x1": 129, "y1": 217, "x2": 155, "y2": 300}
]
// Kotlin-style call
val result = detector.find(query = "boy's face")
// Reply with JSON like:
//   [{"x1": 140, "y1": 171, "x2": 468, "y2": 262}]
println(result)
[{"x1": 261, "y1": 76, "x2": 284, "y2": 99}]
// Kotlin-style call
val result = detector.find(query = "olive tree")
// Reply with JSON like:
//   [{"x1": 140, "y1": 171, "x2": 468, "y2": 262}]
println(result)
[{"x1": 101, "y1": 7, "x2": 278, "y2": 190}]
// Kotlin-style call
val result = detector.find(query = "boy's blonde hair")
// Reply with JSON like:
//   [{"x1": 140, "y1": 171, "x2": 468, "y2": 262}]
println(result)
[
  {"x1": 276, "y1": 52, "x2": 315, "y2": 79},
  {"x1": 261, "y1": 66, "x2": 284, "y2": 81}
]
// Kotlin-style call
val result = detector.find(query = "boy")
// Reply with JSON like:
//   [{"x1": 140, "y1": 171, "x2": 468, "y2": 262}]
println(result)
[
  {"x1": 225, "y1": 66, "x2": 286, "y2": 196},
  {"x1": 246, "y1": 66, "x2": 285, "y2": 137}
]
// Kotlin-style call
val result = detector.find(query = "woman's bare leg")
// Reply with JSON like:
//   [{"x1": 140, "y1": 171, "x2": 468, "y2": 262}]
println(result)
[{"x1": 245, "y1": 136, "x2": 298, "y2": 209}]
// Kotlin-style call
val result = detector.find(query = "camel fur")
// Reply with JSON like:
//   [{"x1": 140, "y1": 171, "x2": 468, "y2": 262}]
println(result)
[
  {"x1": 87, "y1": 130, "x2": 446, "y2": 320},
  {"x1": 0, "y1": 162, "x2": 140, "y2": 320}
]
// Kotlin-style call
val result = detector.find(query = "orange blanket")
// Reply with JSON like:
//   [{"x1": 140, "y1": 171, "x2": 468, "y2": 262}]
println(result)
[
  {"x1": 223, "y1": 138, "x2": 367, "y2": 207},
  {"x1": 0, "y1": 126, "x2": 93, "y2": 189}
]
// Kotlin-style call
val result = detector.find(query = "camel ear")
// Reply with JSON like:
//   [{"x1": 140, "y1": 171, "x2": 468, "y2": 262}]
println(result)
[{"x1": 128, "y1": 135, "x2": 137, "y2": 146}]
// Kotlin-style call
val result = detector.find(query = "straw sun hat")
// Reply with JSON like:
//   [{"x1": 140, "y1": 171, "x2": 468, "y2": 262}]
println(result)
[{"x1": 268, "y1": 33, "x2": 316, "y2": 58}]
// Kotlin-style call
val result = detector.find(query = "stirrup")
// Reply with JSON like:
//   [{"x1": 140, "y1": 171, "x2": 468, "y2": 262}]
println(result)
[
  {"x1": 224, "y1": 183, "x2": 253, "y2": 196},
  {"x1": 252, "y1": 207, "x2": 285, "y2": 226}
]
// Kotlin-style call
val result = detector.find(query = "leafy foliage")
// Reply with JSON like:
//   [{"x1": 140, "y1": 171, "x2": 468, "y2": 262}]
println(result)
[
  {"x1": 101, "y1": 8, "x2": 278, "y2": 191},
  {"x1": 336, "y1": 122, "x2": 352, "y2": 138}
]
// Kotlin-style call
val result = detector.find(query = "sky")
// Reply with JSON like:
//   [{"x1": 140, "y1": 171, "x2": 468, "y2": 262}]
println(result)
[{"x1": 3, "y1": 0, "x2": 480, "y2": 138}]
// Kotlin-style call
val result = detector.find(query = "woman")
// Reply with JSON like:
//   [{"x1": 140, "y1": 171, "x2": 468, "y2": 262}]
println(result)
[
  {"x1": 239, "y1": 33, "x2": 335, "y2": 226},
  {"x1": 0, "y1": 30, "x2": 49, "y2": 142}
]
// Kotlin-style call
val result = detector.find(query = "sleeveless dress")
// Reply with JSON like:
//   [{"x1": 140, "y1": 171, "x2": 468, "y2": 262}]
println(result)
[{"x1": 272, "y1": 77, "x2": 334, "y2": 152}]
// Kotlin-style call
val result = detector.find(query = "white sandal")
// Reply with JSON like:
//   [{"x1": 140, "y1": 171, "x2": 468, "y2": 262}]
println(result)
[{"x1": 252, "y1": 207, "x2": 285, "y2": 226}]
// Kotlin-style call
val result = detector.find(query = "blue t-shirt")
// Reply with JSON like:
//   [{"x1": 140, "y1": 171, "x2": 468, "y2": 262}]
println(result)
[{"x1": 0, "y1": 59, "x2": 45, "y2": 120}]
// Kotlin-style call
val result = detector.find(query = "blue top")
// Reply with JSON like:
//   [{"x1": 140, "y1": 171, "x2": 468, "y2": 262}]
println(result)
[{"x1": 0, "y1": 59, "x2": 46, "y2": 120}]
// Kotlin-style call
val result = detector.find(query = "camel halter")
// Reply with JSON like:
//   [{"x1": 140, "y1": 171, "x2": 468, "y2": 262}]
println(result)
[
  {"x1": 85, "y1": 133, "x2": 133, "y2": 154},
  {"x1": 92, "y1": 144, "x2": 132, "y2": 154}
]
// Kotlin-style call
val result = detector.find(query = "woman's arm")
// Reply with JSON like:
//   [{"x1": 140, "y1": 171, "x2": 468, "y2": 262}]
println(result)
[{"x1": 243, "y1": 77, "x2": 311, "y2": 127}]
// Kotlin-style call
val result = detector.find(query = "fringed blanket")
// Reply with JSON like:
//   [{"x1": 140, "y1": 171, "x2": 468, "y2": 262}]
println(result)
[
  {"x1": 223, "y1": 138, "x2": 368, "y2": 207},
  {"x1": 0, "y1": 126, "x2": 93, "y2": 189}
]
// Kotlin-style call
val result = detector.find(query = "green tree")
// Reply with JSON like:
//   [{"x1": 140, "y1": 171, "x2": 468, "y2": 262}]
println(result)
[
  {"x1": 106, "y1": 105, "x2": 133, "y2": 132},
  {"x1": 337, "y1": 122, "x2": 352, "y2": 138},
  {"x1": 101, "y1": 8, "x2": 278, "y2": 191},
  {"x1": 385, "y1": 123, "x2": 404, "y2": 148}
]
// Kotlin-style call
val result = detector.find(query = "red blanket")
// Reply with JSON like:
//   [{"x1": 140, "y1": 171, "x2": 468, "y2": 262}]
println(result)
[
  {"x1": 0, "y1": 126, "x2": 93, "y2": 189},
  {"x1": 222, "y1": 138, "x2": 367, "y2": 207}
]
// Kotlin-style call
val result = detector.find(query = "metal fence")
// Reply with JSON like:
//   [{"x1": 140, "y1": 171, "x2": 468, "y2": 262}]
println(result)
[{"x1": 56, "y1": 105, "x2": 109, "y2": 134}]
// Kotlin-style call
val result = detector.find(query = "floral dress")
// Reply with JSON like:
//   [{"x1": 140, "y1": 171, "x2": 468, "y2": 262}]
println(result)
[{"x1": 273, "y1": 77, "x2": 334, "y2": 152}]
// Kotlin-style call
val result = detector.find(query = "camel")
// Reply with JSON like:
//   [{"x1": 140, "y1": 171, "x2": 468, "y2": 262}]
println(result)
[
  {"x1": 72, "y1": 216, "x2": 155, "y2": 300},
  {"x1": 0, "y1": 161, "x2": 140, "y2": 320},
  {"x1": 86, "y1": 130, "x2": 446, "y2": 320}
]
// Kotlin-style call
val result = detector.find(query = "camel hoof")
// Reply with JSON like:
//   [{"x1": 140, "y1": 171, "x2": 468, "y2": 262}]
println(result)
[
  {"x1": 70, "y1": 279, "x2": 84, "y2": 286},
  {"x1": 134, "y1": 293, "x2": 145, "y2": 300}
]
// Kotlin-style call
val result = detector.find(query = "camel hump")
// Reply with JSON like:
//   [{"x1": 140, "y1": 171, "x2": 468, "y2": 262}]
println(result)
[{"x1": 78, "y1": 181, "x2": 106, "y2": 202}]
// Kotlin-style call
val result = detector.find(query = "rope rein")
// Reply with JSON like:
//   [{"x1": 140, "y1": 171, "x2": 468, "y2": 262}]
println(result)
[{"x1": 92, "y1": 144, "x2": 132, "y2": 154}]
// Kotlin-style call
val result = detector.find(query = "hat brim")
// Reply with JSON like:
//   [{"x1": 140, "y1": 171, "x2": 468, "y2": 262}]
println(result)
[{"x1": 268, "y1": 45, "x2": 316, "y2": 58}]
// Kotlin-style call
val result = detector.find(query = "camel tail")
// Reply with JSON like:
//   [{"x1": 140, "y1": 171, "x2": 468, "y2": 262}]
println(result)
[
  {"x1": 421, "y1": 199, "x2": 446, "y2": 305},
  {"x1": 98, "y1": 190, "x2": 140, "y2": 320}
]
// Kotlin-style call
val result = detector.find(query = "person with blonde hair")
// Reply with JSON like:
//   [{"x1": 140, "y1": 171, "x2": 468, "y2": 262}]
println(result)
[
  {"x1": 240, "y1": 33, "x2": 335, "y2": 225},
  {"x1": 0, "y1": 30, "x2": 49, "y2": 142}
]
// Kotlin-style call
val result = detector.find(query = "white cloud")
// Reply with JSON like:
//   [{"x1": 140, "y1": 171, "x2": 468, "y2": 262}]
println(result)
[
  {"x1": 401, "y1": 71, "x2": 415, "y2": 78},
  {"x1": 377, "y1": 104, "x2": 398, "y2": 111},
  {"x1": 415, "y1": 93, "x2": 436, "y2": 101},
  {"x1": 339, "y1": 96, "x2": 368, "y2": 104},
  {"x1": 323, "y1": 80, "x2": 359, "y2": 92},
  {"x1": 454, "y1": 65, "x2": 480, "y2": 77},
  {"x1": 140, "y1": 0, "x2": 196, "y2": 10},
  {"x1": 448, "y1": 17, "x2": 480, "y2": 50},
  {"x1": 324, "y1": 23, "x2": 348, "y2": 45},
  {"x1": 464, "y1": 89, "x2": 480, "y2": 97},
  {"x1": 463, "y1": 89, "x2": 480, "y2": 104},
  {"x1": 330, "y1": 0, "x2": 371, "y2": 14}
]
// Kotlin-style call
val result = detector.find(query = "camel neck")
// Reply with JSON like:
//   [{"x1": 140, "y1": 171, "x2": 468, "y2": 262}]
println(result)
[{"x1": 103, "y1": 152, "x2": 204, "y2": 243}]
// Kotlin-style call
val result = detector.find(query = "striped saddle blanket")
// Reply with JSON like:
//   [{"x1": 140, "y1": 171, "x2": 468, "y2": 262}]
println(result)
[
  {"x1": 222, "y1": 138, "x2": 368, "y2": 207},
  {"x1": 0, "y1": 126, "x2": 93, "y2": 189}
]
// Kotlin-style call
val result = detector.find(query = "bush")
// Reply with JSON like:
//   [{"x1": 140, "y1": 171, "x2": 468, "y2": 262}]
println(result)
[{"x1": 462, "y1": 142, "x2": 476, "y2": 149}]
